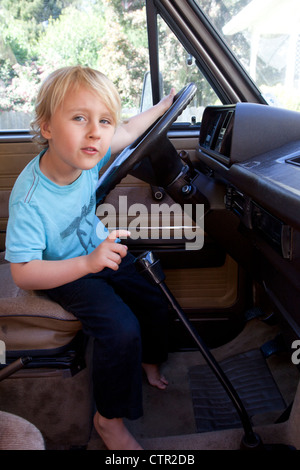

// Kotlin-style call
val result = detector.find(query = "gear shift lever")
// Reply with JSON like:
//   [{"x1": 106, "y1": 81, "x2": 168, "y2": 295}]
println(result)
[{"x1": 135, "y1": 251, "x2": 263, "y2": 450}]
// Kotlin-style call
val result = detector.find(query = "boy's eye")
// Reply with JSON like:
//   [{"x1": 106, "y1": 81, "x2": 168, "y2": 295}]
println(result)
[
  {"x1": 73, "y1": 116, "x2": 85, "y2": 121},
  {"x1": 100, "y1": 118, "x2": 111, "y2": 125}
]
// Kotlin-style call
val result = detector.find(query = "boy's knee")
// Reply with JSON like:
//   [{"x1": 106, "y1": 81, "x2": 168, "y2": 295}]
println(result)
[
  {"x1": 95, "y1": 313, "x2": 141, "y2": 354},
  {"x1": 118, "y1": 315, "x2": 141, "y2": 351}
]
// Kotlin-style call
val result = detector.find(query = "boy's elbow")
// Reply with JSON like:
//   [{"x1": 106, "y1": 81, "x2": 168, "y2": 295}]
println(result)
[{"x1": 10, "y1": 262, "x2": 32, "y2": 290}]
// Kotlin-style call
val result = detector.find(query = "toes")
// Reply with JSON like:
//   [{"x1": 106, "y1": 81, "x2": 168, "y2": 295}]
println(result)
[
  {"x1": 150, "y1": 376, "x2": 168, "y2": 390},
  {"x1": 160, "y1": 375, "x2": 168, "y2": 385}
]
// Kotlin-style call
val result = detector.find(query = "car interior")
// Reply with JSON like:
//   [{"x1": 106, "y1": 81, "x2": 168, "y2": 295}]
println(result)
[{"x1": 0, "y1": 0, "x2": 300, "y2": 451}]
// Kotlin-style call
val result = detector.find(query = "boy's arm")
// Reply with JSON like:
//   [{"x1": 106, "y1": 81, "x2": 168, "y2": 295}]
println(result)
[
  {"x1": 11, "y1": 257, "x2": 91, "y2": 291},
  {"x1": 10, "y1": 230, "x2": 130, "y2": 290},
  {"x1": 110, "y1": 88, "x2": 176, "y2": 155}
]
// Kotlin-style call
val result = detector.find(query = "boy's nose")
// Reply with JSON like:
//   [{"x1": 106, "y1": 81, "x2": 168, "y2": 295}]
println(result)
[{"x1": 88, "y1": 122, "x2": 101, "y2": 139}]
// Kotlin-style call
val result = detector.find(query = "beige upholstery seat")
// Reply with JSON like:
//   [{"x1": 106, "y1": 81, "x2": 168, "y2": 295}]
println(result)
[
  {"x1": 0, "y1": 252, "x2": 82, "y2": 352},
  {"x1": 0, "y1": 253, "x2": 94, "y2": 449},
  {"x1": 1, "y1": 185, "x2": 81, "y2": 352},
  {"x1": 0, "y1": 411, "x2": 45, "y2": 450}
]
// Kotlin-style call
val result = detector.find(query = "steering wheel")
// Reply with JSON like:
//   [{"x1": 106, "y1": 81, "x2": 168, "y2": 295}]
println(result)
[{"x1": 96, "y1": 82, "x2": 197, "y2": 204}]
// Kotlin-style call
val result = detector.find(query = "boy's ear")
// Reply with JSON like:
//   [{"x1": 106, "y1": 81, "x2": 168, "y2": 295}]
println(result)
[{"x1": 40, "y1": 121, "x2": 51, "y2": 139}]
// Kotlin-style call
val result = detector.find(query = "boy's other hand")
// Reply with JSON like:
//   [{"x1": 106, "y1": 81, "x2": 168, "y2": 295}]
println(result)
[{"x1": 87, "y1": 230, "x2": 131, "y2": 273}]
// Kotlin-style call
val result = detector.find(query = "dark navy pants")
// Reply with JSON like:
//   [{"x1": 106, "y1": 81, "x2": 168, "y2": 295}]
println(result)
[{"x1": 46, "y1": 252, "x2": 169, "y2": 420}]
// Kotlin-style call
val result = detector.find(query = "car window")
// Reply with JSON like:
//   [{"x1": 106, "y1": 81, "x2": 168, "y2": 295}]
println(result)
[
  {"x1": 4, "y1": 1, "x2": 294, "y2": 132},
  {"x1": 0, "y1": 0, "x2": 220, "y2": 132},
  {"x1": 157, "y1": 15, "x2": 222, "y2": 124},
  {"x1": 0, "y1": 0, "x2": 149, "y2": 131},
  {"x1": 194, "y1": 0, "x2": 300, "y2": 111}
]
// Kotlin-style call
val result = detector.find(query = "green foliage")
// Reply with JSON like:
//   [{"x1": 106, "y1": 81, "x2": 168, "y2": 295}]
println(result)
[
  {"x1": 36, "y1": 5, "x2": 106, "y2": 69},
  {"x1": 95, "y1": 3, "x2": 149, "y2": 107},
  {"x1": 0, "y1": 61, "x2": 42, "y2": 112},
  {"x1": 0, "y1": 0, "x2": 76, "y2": 22},
  {"x1": 0, "y1": 0, "x2": 218, "y2": 119},
  {"x1": 0, "y1": 0, "x2": 149, "y2": 113}
]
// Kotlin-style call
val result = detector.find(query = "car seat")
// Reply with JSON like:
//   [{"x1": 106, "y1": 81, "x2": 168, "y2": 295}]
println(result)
[
  {"x1": 0, "y1": 251, "x2": 94, "y2": 449},
  {"x1": 0, "y1": 410, "x2": 45, "y2": 450}
]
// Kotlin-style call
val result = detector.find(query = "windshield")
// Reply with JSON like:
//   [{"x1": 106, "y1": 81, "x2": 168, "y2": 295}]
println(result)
[{"x1": 195, "y1": 0, "x2": 300, "y2": 111}]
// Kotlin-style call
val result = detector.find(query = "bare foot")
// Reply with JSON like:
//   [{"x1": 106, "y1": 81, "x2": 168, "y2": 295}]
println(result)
[
  {"x1": 94, "y1": 412, "x2": 143, "y2": 450},
  {"x1": 142, "y1": 363, "x2": 168, "y2": 390}
]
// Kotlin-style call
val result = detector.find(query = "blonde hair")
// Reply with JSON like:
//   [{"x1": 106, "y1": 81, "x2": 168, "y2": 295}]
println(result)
[{"x1": 31, "y1": 65, "x2": 121, "y2": 147}]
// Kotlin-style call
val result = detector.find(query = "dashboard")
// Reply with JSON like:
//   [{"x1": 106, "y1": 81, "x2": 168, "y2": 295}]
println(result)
[
  {"x1": 197, "y1": 102, "x2": 300, "y2": 253},
  {"x1": 195, "y1": 102, "x2": 300, "y2": 340}
]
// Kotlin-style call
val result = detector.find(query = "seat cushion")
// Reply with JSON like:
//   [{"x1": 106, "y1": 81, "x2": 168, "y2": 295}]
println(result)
[
  {"x1": 0, "y1": 255, "x2": 82, "y2": 351},
  {"x1": 0, "y1": 411, "x2": 45, "y2": 450}
]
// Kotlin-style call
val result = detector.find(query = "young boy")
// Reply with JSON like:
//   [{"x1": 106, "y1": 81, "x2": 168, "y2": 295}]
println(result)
[{"x1": 5, "y1": 66, "x2": 176, "y2": 450}]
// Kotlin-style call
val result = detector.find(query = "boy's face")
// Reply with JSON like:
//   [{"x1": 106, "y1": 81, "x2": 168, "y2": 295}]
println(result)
[{"x1": 40, "y1": 85, "x2": 116, "y2": 184}]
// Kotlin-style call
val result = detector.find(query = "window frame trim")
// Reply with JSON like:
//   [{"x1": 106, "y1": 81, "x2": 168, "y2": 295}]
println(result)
[{"x1": 0, "y1": 130, "x2": 33, "y2": 143}]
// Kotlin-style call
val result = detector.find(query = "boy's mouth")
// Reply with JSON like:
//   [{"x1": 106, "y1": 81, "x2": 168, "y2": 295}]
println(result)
[{"x1": 82, "y1": 147, "x2": 98, "y2": 155}]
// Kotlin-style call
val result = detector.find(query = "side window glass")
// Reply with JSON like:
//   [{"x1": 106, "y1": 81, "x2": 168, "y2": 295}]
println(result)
[
  {"x1": 0, "y1": 1, "x2": 149, "y2": 131},
  {"x1": 157, "y1": 14, "x2": 221, "y2": 124}
]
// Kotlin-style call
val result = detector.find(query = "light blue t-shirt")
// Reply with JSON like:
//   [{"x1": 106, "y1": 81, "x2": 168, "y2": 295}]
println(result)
[{"x1": 5, "y1": 148, "x2": 111, "y2": 263}]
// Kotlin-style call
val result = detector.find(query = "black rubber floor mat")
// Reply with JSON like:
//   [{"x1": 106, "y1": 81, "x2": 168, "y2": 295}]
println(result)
[{"x1": 189, "y1": 349, "x2": 286, "y2": 433}]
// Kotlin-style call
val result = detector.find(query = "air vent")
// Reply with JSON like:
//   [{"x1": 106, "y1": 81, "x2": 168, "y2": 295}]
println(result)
[{"x1": 199, "y1": 105, "x2": 235, "y2": 166}]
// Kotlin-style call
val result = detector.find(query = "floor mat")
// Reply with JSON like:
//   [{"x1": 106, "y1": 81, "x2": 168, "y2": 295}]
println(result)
[{"x1": 189, "y1": 349, "x2": 286, "y2": 433}]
